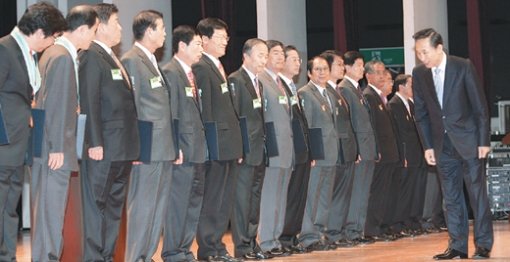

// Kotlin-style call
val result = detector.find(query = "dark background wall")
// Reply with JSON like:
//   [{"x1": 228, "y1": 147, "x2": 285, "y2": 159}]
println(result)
[{"x1": 3, "y1": 0, "x2": 509, "y2": 116}]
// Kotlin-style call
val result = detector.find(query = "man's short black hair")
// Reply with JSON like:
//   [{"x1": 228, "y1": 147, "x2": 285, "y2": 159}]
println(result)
[
  {"x1": 343, "y1": 51, "x2": 364, "y2": 66},
  {"x1": 66, "y1": 5, "x2": 98, "y2": 32},
  {"x1": 132, "y1": 10, "x2": 163, "y2": 41},
  {"x1": 196, "y1": 17, "x2": 228, "y2": 38},
  {"x1": 413, "y1": 28, "x2": 443, "y2": 48},
  {"x1": 172, "y1": 25, "x2": 199, "y2": 54},
  {"x1": 17, "y1": 2, "x2": 67, "y2": 37},
  {"x1": 94, "y1": 3, "x2": 118, "y2": 24}
]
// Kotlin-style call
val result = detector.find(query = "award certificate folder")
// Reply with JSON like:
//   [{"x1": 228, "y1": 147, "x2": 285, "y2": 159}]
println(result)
[
  {"x1": 264, "y1": 122, "x2": 279, "y2": 157},
  {"x1": 204, "y1": 121, "x2": 219, "y2": 161},
  {"x1": 308, "y1": 127, "x2": 325, "y2": 160},
  {"x1": 137, "y1": 120, "x2": 153, "y2": 163}
]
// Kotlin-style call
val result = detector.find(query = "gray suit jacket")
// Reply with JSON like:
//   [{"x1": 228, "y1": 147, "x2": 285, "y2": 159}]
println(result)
[
  {"x1": 339, "y1": 78, "x2": 377, "y2": 161},
  {"x1": 78, "y1": 42, "x2": 140, "y2": 162},
  {"x1": 0, "y1": 35, "x2": 32, "y2": 166},
  {"x1": 121, "y1": 45, "x2": 177, "y2": 162},
  {"x1": 228, "y1": 67, "x2": 265, "y2": 166},
  {"x1": 161, "y1": 58, "x2": 206, "y2": 163},
  {"x1": 259, "y1": 70, "x2": 293, "y2": 168},
  {"x1": 35, "y1": 44, "x2": 79, "y2": 171},
  {"x1": 298, "y1": 81, "x2": 338, "y2": 167}
]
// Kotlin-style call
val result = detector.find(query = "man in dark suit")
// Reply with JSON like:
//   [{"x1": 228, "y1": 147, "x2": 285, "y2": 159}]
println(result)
[
  {"x1": 339, "y1": 51, "x2": 377, "y2": 244},
  {"x1": 31, "y1": 5, "x2": 98, "y2": 261},
  {"x1": 320, "y1": 50, "x2": 358, "y2": 247},
  {"x1": 297, "y1": 56, "x2": 339, "y2": 251},
  {"x1": 228, "y1": 38, "x2": 270, "y2": 260},
  {"x1": 258, "y1": 40, "x2": 294, "y2": 257},
  {"x1": 121, "y1": 10, "x2": 178, "y2": 261},
  {"x1": 0, "y1": 3, "x2": 65, "y2": 261},
  {"x1": 278, "y1": 45, "x2": 310, "y2": 254},
  {"x1": 412, "y1": 28, "x2": 493, "y2": 260},
  {"x1": 387, "y1": 74, "x2": 428, "y2": 236},
  {"x1": 78, "y1": 4, "x2": 139, "y2": 261},
  {"x1": 362, "y1": 61, "x2": 401, "y2": 241},
  {"x1": 160, "y1": 25, "x2": 207, "y2": 262},
  {"x1": 193, "y1": 18, "x2": 243, "y2": 262}
]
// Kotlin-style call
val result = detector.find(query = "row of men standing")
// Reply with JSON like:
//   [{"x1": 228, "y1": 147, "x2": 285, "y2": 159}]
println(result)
[{"x1": 0, "y1": 2, "x2": 477, "y2": 262}]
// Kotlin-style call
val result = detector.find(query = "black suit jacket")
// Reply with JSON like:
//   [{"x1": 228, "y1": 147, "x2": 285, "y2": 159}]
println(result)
[
  {"x1": 412, "y1": 55, "x2": 490, "y2": 159},
  {"x1": 228, "y1": 67, "x2": 265, "y2": 166},
  {"x1": 79, "y1": 42, "x2": 139, "y2": 161},
  {"x1": 192, "y1": 55, "x2": 242, "y2": 161},
  {"x1": 162, "y1": 58, "x2": 207, "y2": 163},
  {"x1": 328, "y1": 84, "x2": 357, "y2": 164},
  {"x1": 387, "y1": 95, "x2": 425, "y2": 167},
  {"x1": 363, "y1": 85, "x2": 399, "y2": 163},
  {"x1": 0, "y1": 35, "x2": 32, "y2": 166},
  {"x1": 280, "y1": 78, "x2": 309, "y2": 164}
]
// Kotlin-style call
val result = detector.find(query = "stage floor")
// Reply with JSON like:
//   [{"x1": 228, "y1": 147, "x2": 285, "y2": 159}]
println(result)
[{"x1": 16, "y1": 221, "x2": 510, "y2": 261}]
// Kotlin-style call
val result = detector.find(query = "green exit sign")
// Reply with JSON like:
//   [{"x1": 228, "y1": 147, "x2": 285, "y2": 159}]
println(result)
[{"x1": 359, "y1": 47, "x2": 404, "y2": 67}]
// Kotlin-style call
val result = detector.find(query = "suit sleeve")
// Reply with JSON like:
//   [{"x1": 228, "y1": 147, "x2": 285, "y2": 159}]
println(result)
[
  {"x1": 0, "y1": 45, "x2": 9, "y2": 92},
  {"x1": 412, "y1": 69, "x2": 434, "y2": 150},
  {"x1": 193, "y1": 63, "x2": 213, "y2": 122},
  {"x1": 79, "y1": 50, "x2": 103, "y2": 148},
  {"x1": 43, "y1": 55, "x2": 76, "y2": 153},
  {"x1": 121, "y1": 56, "x2": 142, "y2": 117},
  {"x1": 162, "y1": 67, "x2": 180, "y2": 122},
  {"x1": 464, "y1": 60, "x2": 490, "y2": 147}
]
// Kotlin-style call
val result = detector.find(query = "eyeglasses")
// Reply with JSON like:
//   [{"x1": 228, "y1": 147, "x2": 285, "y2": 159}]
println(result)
[
  {"x1": 212, "y1": 34, "x2": 230, "y2": 42},
  {"x1": 312, "y1": 67, "x2": 329, "y2": 72}
]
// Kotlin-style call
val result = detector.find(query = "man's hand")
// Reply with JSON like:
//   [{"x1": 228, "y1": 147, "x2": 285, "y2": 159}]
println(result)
[
  {"x1": 88, "y1": 146, "x2": 103, "y2": 161},
  {"x1": 173, "y1": 150, "x2": 184, "y2": 165},
  {"x1": 478, "y1": 146, "x2": 491, "y2": 159},
  {"x1": 48, "y1": 152, "x2": 64, "y2": 170},
  {"x1": 424, "y1": 149, "x2": 436, "y2": 166}
]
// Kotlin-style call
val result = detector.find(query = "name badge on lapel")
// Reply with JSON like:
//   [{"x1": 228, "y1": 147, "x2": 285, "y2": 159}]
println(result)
[
  {"x1": 185, "y1": 87, "x2": 194, "y2": 97},
  {"x1": 278, "y1": 96, "x2": 288, "y2": 105},
  {"x1": 253, "y1": 98, "x2": 262, "y2": 109},
  {"x1": 321, "y1": 104, "x2": 327, "y2": 112},
  {"x1": 379, "y1": 104, "x2": 384, "y2": 111},
  {"x1": 150, "y1": 76, "x2": 162, "y2": 89},
  {"x1": 290, "y1": 96, "x2": 298, "y2": 106},
  {"x1": 338, "y1": 99, "x2": 342, "y2": 106},
  {"x1": 111, "y1": 69, "x2": 123, "y2": 80},
  {"x1": 221, "y1": 82, "x2": 229, "y2": 94}
]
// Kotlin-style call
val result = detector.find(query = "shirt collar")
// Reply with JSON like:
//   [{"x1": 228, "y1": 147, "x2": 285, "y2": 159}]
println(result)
[
  {"x1": 395, "y1": 92, "x2": 409, "y2": 106},
  {"x1": 369, "y1": 83, "x2": 383, "y2": 96},
  {"x1": 242, "y1": 65, "x2": 257, "y2": 83},
  {"x1": 93, "y1": 40, "x2": 112, "y2": 55},
  {"x1": 344, "y1": 75, "x2": 359, "y2": 88},
  {"x1": 434, "y1": 51, "x2": 447, "y2": 72},
  {"x1": 264, "y1": 68, "x2": 278, "y2": 83},
  {"x1": 55, "y1": 36, "x2": 78, "y2": 61},
  {"x1": 135, "y1": 41, "x2": 154, "y2": 61},
  {"x1": 278, "y1": 73, "x2": 293, "y2": 87},
  {"x1": 203, "y1": 52, "x2": 221, "y2": 67},
  {"x1": 174, "y1": 55, "x2": 192, "y2": 74},
  {"x1": 10, "y1": 27, "x2": 32, "y2": 54},
  {"x1": 310, "y1": 80, "x2": 327, "y2": 93},
  {"x1": 327, "y1": 80, "x2": 337, "y2": 89}
]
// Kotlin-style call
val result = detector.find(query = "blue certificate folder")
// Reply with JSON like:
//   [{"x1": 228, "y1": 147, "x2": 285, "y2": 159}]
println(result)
[
  {"x1": 0, "y1": 106, "x2": 9, "y2": 145},
  {"x1": 308, "y1": 127, "x2": 325, "y2": 160},
  {"x1": 264, "y1": 122, "x2": 279, "y2": 157},
  {"x1": 31, "y1": 109, "x2": 45, "y2": 157},
  {"x1": 137, "y1": 120, "x2": 153, "y2": 163},
  {"x1": 239, "y1": 116, "x2": 250, "y2": 154},
  {"x1": 204, "y1": 121, "x2": 219, "y2": 161}
]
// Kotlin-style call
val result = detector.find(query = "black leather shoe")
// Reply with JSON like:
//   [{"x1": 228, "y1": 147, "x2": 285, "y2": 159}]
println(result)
[
  {"x1": 286, "y1": 244, "x2": 307, "y2": 254},
  {"x1": 334, "y1": 239, "x2": 356, "y2": 247},
  {"x1": 242, "y1": 251, "x2": 273, "y2": 260},
  {"x1": 306, "y1": 241, "x2": 331, "y2": 252},
  {"x1": 353, "y1": 237, "x2": 375, "y2": 244},
  {"x1": 210, "y1": 254, "x2": 244, "y2": 262},
  {"x1": 433, "y1": 248, "x2": 468, "y2": 260},
  {"x1": 266, "y1": 248, "x2": 291, "y2": 257},
  {"x1": 472, "y1": 247, "x2": 490, "y2": 259}
]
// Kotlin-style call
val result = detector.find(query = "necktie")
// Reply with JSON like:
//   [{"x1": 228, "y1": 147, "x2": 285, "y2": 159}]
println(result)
[
  {"x1": 380, "y1": 93, "x2": 388, "y2": 105},
  {"x1": 253, "y1": 77, "x2": 261, "y2": 98},
  {"x1": 150, "y1": 54, "x2": 162, "y2": 77},
  {"x1": 187, "y1": 71, "x2": 199, "y2": 101},
  {"x1": 290, "y1": 82, "x2": 297, "y2": 95},
  {"x1": 218, "y1": 63, "x2": 226, "y2": 80},
  {"x1": 433, "y1": 68, "x2": 443, "y2": 108},
  {"x1": 111, "y1": 52, "x2": 131, "y2": 89},
  {"x1": 322, "y1": 88, "x2": 332, "y2": 112}
]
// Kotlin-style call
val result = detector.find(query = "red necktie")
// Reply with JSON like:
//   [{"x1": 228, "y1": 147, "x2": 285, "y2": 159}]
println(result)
[{"x1": 187, "y1": 71, "x2": 198, "y2": 101}]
